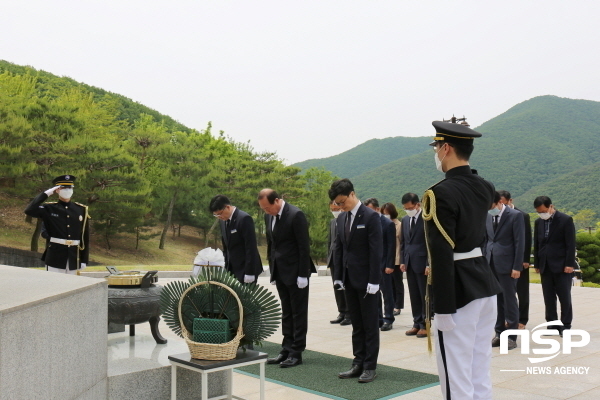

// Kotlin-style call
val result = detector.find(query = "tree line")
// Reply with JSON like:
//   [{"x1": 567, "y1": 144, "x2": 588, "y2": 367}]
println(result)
[{"x1": 0, "y1": 67, "x2": 337, "y2": 262}]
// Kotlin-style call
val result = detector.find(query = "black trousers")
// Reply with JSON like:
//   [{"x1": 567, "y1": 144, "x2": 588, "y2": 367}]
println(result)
[
  {"x1": 329, "y1": 261, "x2": 348, "y2": 316},
  {"x1": 406, "y1": 266, "x2": 427, "y2": 330},
  {"x1": 275, "y1": 279, "x2": 309, "y2": 358},
  {"x1": 540, "y1": 269, "x2": 573, "y2": 330},
  {"x1": 391, "y1": 265, "x2": 405, "y2": 309},
  {"x1": 516, "y1": 267, "x2": 530, "y2": 325},
  {"x1": 378, "y1": 272, "x2": 395, "y2": 325},
  {"x1": 345, "y1": 283, "x2": 380, "y2": 370}
]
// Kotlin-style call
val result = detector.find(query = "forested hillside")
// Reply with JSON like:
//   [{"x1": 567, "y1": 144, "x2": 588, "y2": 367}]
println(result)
[
  {"x1": 0, "y1": 60, "x2": 335, "y2": 261},
  {"x1": 298, "y1": 95, "x2": 600, "y2": 219},
  {"x1": 294, "y1": 136, "x2": 431, "y2": 178}
]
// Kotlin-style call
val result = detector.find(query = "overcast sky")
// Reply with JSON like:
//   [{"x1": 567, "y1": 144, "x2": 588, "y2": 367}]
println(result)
[{"x1": 2, "y1": 1, "x2": 599, "y2": 164}]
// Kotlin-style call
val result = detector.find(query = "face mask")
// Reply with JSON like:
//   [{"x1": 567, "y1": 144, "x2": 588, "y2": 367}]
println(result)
[
  {"x1": 405, "y1": 209, "x2": 418, "y2": 217},
  {"x1": 331, "y1": 211, "x2": 341, "y2": 218},
  {"x1": 383, "y1": 214, "x2": 391, "y2": 219},
  {"x1": 59, "y1": 188, "x2": 73, "y2": 199},
  {"x1": 538, "y1": 212, "x2": 552, "y2": 220},
  {"x1": 434, "y1": 145, "x2": 447, "y2": 172},
  {"x1": 488, "y1": 207, "x2": 501, "y2": 216}
]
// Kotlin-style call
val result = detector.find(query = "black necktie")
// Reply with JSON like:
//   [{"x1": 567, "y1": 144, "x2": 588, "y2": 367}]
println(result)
[
  {"x1": 410, "y1": 216, "x2": 415, "y2": 234},
  {"x1": 225, "y1": 219, "x2": 231, "y2": 239},
  {"x1": 493, "y1": 215, "x2": 499, "y2": 232},
  {"x1": 345, "y1": 212, "x2": 352, "y2": 239},
  {"x1": 273, "y1": 214, "x2": 280, "y2": 233}
]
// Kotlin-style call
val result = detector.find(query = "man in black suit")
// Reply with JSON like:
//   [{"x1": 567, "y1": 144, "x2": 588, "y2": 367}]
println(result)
[
  {"x1": 400, "y1": 193, "x2": 428, "y2": 339},
  {"x1": 533, "y1": 196, "x2": 576, "y2": 335},
  {"x1": 258, "y1": 188, "x2": 316, "y2": 368},
  {"x1": 424, "y1": 121, "x2": 501, "y2": 400},
  {"x1": 209, "y1": 195, "x2": 263, "y2": 283},
  {"x1": 329, "y1": 179, "x2": 382, "y2": 383},
  {"x1": 364, "y1": 198, "x2": 396, "y2": 332},
  {"x1": 328, "y1": 200, "x2": 350, "y2": 325},
  {"x1": 499, "y1": 190, "x2": 532, "y2": 329},
  {"x1": 486, "y1": 191, "x2": 525, "y2": 350}
]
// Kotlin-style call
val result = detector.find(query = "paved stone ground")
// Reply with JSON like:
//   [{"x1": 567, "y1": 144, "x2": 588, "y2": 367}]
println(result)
[{"x1": 138, "y1": 275, "x2": 600, "y2": 400}]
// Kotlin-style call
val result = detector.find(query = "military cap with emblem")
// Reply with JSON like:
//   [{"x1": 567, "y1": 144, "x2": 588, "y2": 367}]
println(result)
[
  {"x1": 52, "y1": 174, "x2": 76, "y2": 187},
  {"x1": 429, "y1": 121, "x2": 482, "y2": 146}
]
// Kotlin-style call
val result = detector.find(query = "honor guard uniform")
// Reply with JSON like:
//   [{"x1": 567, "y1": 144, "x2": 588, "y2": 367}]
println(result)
[
  {"x1": 24, "y1": 175, "x2": 90, "y2": 275},
  {"x1": 422, "y1": 121, "x2": 501, "y2": 400}
]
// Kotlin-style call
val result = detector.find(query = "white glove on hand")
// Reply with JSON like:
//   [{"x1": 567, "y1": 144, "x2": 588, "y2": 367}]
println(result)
[
  {"x1": 45, "y1": 186, "x2": 60, "y2": 196},
  {"x1": 297, "y1": 276, "x2": 308, "y2": 289},
  {"x1": 434, "y1": 314, "x2": 456, "y2": 332},
  {"x1": 333, "y1": 280, "x2": 345, "y2": 290},
  {"x1": 80, "y1": 263, "x2": 87, "y2": 270},
  {"x1": 270, "y1": 280, "x2": 276, "y2": 285},
  {"x1": 366, "y1": 283, "x2": 379, "y2": 294},
  {"x1": 244, "y1": 274, "x2": 255, "y2": 283}
]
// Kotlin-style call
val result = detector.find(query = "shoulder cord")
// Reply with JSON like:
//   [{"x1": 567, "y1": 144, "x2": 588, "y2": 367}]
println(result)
[
  {"x1": 76, "y1": 205, "x2": 89, "y2": 276},
  {"x1": 421, "y1": 189, "x2": 455, "y2": 353}
]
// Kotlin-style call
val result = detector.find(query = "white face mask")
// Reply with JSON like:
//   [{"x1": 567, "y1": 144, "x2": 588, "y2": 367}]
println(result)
[
  {"x1": 383, "y1": 214, "x2": 391, "y2": 219},
  {"x1": 405, "y1": 208, "x2": 418, "y2": 218},
  {"x1": 59, "y1": 188, "x2": 73, "y2": 199},
  {"x1": 434, "y1": 145, "x2": 447, "y2": 172},
  {"x1": 538, "y1": 212, "x2": 552, "y2": 220},
  {"x1": 331, "y1": 211, "x2": 341, "y2": 218},
  {"x1": 488, "y1": 207, "x2": 501, "y2": 216}
]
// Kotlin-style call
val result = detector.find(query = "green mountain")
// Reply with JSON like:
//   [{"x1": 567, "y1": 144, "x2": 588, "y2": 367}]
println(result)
[
  {"x1": 297, "y1": 95, "x2": 600, "y2": 216},
  {"x1": 294, "y1": 136, "x2": 431, "y2": 178}
]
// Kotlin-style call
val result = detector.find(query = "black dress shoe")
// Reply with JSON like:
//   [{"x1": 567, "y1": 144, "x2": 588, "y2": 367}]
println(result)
[
  {"x1": 381, "y1": 323, "x2": 393, "y2": 331},
  {"x1": 491, "y1": 337, "x2": 500, "y2": 347},
  {"x1": 338, "y1": 365, "x2": 362, "y2": 379},
  {"x1": 339, "y1": 318, "x2": 352, "y2": 326},
  {"x1": 358, "y1": 369, "x2": 377, "y2": 383},
  {"x1": 330, "y1": 314, "x2": 344, "y2": 324},
  {"x1": 267, "y1": 353, "x2": 288, "y2": 364},
  {"x1": 393, "y1": 309, "x2": 401, "y2": 316},
  {"x1": 279, "y1": 356, "x2": 302, "y2": 368}
]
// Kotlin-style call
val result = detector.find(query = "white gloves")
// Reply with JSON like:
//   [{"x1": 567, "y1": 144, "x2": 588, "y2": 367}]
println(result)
[
  {"x1": 366, "y1": 283, "x2": 379, "y2": 294},
  {"x1": 80, "y1": 263, "x2": 87, "y2": 270},
  {"x1": 297, "y1": 277, "x2": 308, "y2": 289},
  {"x1": 333, "y1": 280, "x2": 345, "y2": 290},
  {"x1": 270, "y1": 280, "x2": 276, "y2": 285},
  {"x1": 244, "y1": 274, "x2": 255, "y2": 283},
  {"x1": 434, "y1": 314, "x2": 456, "y2": 332},
  {"x1": 45, "y1": 186, "x2": 60, "y2": 196}
]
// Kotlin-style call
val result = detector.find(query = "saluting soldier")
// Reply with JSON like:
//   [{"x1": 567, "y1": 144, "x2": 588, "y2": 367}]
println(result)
[
  {"x1": 422, "y1": 121, "x2": 501, "y2": 400},
  {"x1": 24, "y1": 175, "x2": 90, "y2": 274}
]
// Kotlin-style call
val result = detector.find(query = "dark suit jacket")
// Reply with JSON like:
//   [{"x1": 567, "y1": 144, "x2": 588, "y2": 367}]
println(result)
[
  {"x1": 400, "y1": 213, "x2": 427, "y2": 274},
  {"x1": 533, "y1": 210, "x2": 576, "y2": 274},
  {"x1": 327, "y1": 218, "x2": 337, "y2": 267},
  {"x1": 485, "y1": 205, "x2": 525, "y2": 274},
  {"x1": 425, "y1": 166, "x2": 501, "y2": 314},
  {"x1": 220, "y1": 208, "x2": 263, "y2": 282},
  {"x1": 515, "y1": 207, "x2": 532, "y2": 263},
  {"x1": 380, "y1": 214, "x2": 396, "y2": 272},
  {"x1": 265, "y1": 202, "x2": 316, "y2": 285},
  {"x1": 333, "y1": 204, "x2": 383, "y2": 290}
]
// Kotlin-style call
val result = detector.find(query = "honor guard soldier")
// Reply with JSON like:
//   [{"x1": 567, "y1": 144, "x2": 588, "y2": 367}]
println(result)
[
  {"x1": 422, "y1": 121, "x2": 501, "y2": 400},
  {"x1": 24, "y1": 175, "x2": 90, "y2": 275}
]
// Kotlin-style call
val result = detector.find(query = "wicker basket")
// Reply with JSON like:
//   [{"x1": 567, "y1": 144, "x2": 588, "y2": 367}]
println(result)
[{"x1": 178, "y1": 280, "x2": 244, "y2": 360}]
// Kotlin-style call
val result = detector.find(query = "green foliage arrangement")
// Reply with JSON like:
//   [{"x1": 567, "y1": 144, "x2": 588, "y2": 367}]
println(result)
[
  {"x1": 159, "y1": 268, "x2": 281, "y2": 348},
  {"x1": 576, "y1": 231, "x2": 600, "y2": 284}
]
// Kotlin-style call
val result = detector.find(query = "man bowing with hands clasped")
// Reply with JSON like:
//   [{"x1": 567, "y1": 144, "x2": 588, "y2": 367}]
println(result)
[
  {"x1": 329, "y1": 179, "x2": 382, "y2": 383},
  {"x1": 258, "y1": 189, "x2": 316, "y2": 368}
]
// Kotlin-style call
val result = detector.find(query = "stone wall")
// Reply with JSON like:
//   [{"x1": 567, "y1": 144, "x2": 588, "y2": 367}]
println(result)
[
  {"x1": 0, "y1": 246, "x2": 45, "y2": 268},
  {"x1": 0, "y1": 265, "x2": 108, "y2": 400}
]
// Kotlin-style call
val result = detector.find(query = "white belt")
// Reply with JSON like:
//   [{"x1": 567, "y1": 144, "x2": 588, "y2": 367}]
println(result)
[
  {"x1": 50, "y1": 237, "x2": 80, "y2": 246},
  {"x1": 453, "y1": 247, "x2": 482, "y2": 261}
]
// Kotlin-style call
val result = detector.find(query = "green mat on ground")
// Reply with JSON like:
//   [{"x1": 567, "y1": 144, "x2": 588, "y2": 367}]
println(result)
[{"x1": 235, "y1": 341, "x2": 439, "y2": 400}]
